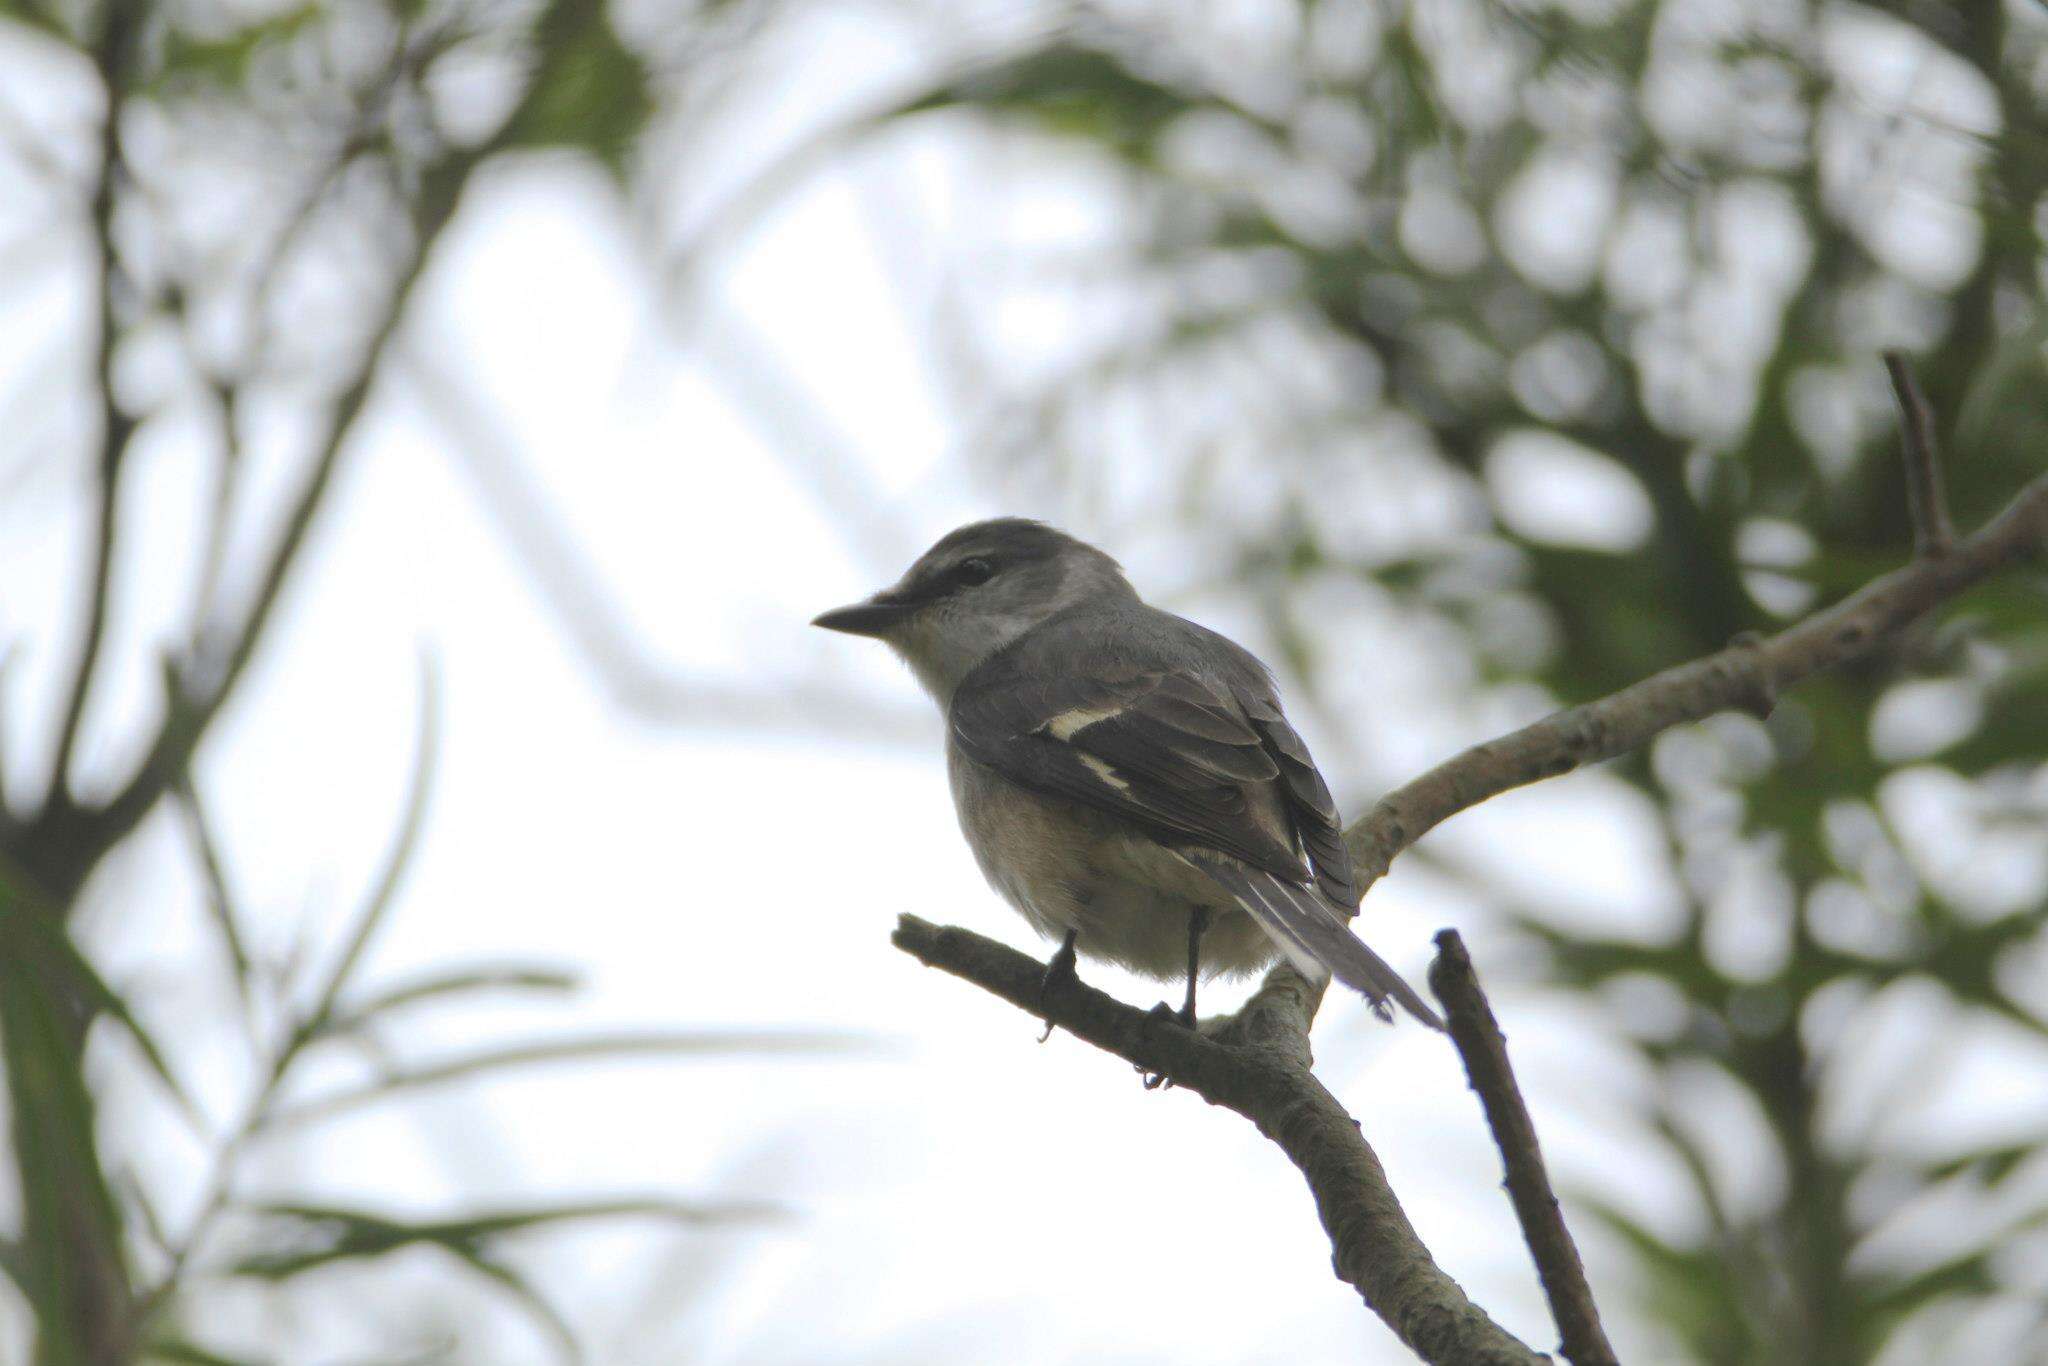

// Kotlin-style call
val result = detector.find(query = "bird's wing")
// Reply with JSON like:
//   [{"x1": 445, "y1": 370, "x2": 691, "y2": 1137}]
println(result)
[
  {"x1": 1229, "y1": 684, "x2": 1361, "y2": 911},
  {"x1": 950, "y1": 663, "x2": 1309, "y2": 883},
  {"x1": 952, "y1": 632, "x2": 1442, "y2": 1030}
]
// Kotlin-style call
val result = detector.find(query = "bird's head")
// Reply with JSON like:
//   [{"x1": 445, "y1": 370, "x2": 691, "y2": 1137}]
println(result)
[{"x1": 812, "y1": 518, "x2": 1132, "y2": 703}]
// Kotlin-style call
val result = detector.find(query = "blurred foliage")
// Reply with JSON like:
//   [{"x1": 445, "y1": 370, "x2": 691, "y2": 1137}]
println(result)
[
  {"x1": 0, "y1": 0, "x2": 819, "y2": 1361},
  {"x1": 8, "y1": 0, "x2": 2048, "y2": 1360},
  {"x1": 875, "y1": 1, "x2": 2048, "y2": 1361}
]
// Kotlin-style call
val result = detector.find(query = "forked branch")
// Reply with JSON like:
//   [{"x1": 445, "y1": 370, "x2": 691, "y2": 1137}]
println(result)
[
  {"x1": 892, "y1": 359, "x2": 2048, "y2": 1361},
  {"x1": 1433, "y1": 931, "x2": 1617, "y2": 1366},
  {"x1": 892, "y1": 915, "x2": 1546, "y2": 1365}
]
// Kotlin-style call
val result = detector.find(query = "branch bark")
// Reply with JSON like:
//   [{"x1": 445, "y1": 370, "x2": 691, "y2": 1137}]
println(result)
[
  {"x1": 1431, "y1": 931, "x2": 1617, "y2": 1366},
  {"x1": 1344, "y1": 470, "x2": 2048, "y2": 894},
  {"x1": 892, "y1": 915, "x2": 1546, "y2": 1366}
]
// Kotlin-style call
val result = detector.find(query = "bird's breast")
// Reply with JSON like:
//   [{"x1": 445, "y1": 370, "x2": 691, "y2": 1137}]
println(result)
[{"x1": 946, "y1": 741, "x2": 1098, "y2": 919}]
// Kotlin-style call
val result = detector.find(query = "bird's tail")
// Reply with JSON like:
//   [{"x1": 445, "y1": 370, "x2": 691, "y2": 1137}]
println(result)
[{"x1": 1196, "y1": 862, "x2": 1444, "y2": 1031}]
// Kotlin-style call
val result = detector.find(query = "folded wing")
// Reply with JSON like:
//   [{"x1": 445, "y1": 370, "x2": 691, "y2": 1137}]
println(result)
[{"x1": 950, "y1": 640, "x2": 1438, "y2": 1028}]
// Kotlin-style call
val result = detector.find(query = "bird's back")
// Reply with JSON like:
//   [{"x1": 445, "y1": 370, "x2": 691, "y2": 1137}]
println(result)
[{"x1": 949, "y1": 598, "x2": 1340, "y2": 896}]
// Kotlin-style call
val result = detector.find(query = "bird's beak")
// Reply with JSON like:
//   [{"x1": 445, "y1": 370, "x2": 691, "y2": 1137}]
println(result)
[{"x1": 811, "y1": 590, "x2": 916, "y2": 638}]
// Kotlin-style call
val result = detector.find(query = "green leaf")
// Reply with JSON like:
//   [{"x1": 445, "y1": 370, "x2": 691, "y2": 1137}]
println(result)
[
  {"x1": 306, "y1": 657, "x2": 440, "y2": 1030},
  {"x1": 172, "y1": 776, "x2": 255, "y2": 1013},
  {"x1": 1919, "y1": 1142, "x2": 2040, "y2": 1187},
  {"x1": 233, "y1": 1197, "x2": 781, "y2": 1363},
  {"x1": 144, "y1": 1341, "x2": 268, "y2": 1366},
  {"x1": 1855, "y1": 1252, "x2": 1999, "y2": 1357},
  {"x1": 456, "y1": 1252, "x2": 580, "y2": 1364},
  {"x1": 0, "y1": 0, "x2": 68, "y2": 40},
  {"x1": 0, "y1": 889, "x2": 131, "y2": 1361},
  {"x1": 266, "y1": 1029, "x2": 874, "y2": 1128},
  {"x1": 316, "y1": 962, "x2": 581, "y2": 1040},
  {"x1": 1579, "y1": 1196, "x2": 1761, "y2": 1361},
  {"x1": 895, "y1": 44, "x2": 1209, "y2": 159},
  {"x1": 238, "y1": 1195, "x2": 780, "y2": 1277},
  {"x1": 0, "y1": 870, "x2": 203, "y2": 1128},
  {"x1": 154, "y1": 5, "x2": 321, "y2": 91},
  {"x1": 500, "y1": 0, "x2": 653, "y2": 184}
]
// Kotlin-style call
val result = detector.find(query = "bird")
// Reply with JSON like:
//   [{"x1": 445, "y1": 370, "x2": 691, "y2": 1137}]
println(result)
[{"x1": 813, "y1": 518, "x2": 1441, "y2": 1031}]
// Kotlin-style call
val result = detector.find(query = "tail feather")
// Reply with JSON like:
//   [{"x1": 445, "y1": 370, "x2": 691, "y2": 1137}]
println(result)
[{"x1": 1196, "y1": 861, "x2": 1444, "y2": 1031}]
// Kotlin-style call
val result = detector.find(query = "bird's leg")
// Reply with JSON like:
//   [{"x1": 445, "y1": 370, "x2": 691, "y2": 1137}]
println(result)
[
  {"x1": 1036, "y1": 929, "x2": 1080, "y2": 1043},
  {"x1": 1179, "y1": 906, "x2": 1210, "y2": 1028},
  {"x1": 1137, "y1": 908, "x2": 1215, "y2": 1089}
]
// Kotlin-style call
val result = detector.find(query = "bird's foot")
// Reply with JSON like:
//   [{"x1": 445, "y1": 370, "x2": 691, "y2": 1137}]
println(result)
[
  {"x1": 1137, "y1": 1001, "x2": 1189, "y2": 1090},
  {"x1": 1035, "y1": 932, "x2": 1081, "y2": 1043},
  {"x1": 1149, "y1": 999, "x2": 1198, "y2": 1030}
]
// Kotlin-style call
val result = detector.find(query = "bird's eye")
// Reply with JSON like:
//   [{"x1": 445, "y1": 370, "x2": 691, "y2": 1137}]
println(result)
[{"x1": 953, "y1": 557, "x2": 996, "y2": 588}]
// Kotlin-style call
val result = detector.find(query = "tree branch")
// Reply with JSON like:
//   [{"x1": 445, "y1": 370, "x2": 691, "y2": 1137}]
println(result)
[
  {"x1": 1344, "y1": 470, "x2": 2048, "y2": 893},
  {"x1": 45, "y1": 1, "x2": 140, "y2": 810},
  {"x1": 891, "y1": 914, "x2": 1546, "y2": 1366},
  {"x1": 1882, "y1": 351, "x2": 1955, "y2": 558},
  {"x1": 889, "y1": 373, "x2": 2048, "y2": 1360},
  {"x1": 13, "y1": 7, "x2": 577, "y2": 902},
  {"x1": 1430, "y1": 931, "x2": 1616, "y2": 1366}
]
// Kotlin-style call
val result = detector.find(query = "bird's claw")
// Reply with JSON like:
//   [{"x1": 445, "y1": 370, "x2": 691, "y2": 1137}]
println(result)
[
  {"x1": 1138, "y1": 1001, "x2": 1188, "y2": 1089},
  {"x1": 1036, "y1": 932, "x2": 1081, "y2": 1042}
]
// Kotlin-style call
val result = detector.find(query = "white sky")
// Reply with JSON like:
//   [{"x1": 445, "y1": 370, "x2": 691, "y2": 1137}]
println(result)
[
  {"x1": 0, "y1": 14, "x2": 1725, "y2": 1363},
  {"x1": 5, "y1": 6, "x2": 2035, "y2": 1363}
]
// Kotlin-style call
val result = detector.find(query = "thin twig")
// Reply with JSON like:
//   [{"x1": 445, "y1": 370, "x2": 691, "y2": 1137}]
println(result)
[
  {"x1": 1882, "y1": 351, "x2": 1955, "y2": 557},
  {"x1": 23, "y1": 1, "x2": 590, "y2": 900},
  {"x1": 45, "y1": 5, "x2": 141, "y2": 809},
  {"x1": 169, "y1": 774, "x2": 255, "y2": 1015},
  {"x1": 891, "y1": 915, "x2": 1545, "y2": 1366},
  {"x1": 57, "y1": 133, "x2": 489, "y2": 887},
  {"x1": 1430, "y1": 930, "x2": 1617, "y2": 1366}
]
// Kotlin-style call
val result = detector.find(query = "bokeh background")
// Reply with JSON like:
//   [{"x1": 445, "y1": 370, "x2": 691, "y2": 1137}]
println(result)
[{"x1": 3, "y1": 0, "x2": 2047, "y2": 1362}]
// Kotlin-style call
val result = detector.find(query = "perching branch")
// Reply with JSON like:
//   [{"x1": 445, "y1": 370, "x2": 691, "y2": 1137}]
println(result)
[
  {"x1": 891, "y1": 915, "x2": 1546, "y2": 1366},
  {"x1": 891, "y1": 362, "x2": 2048, "y2": 1361},
  {"x1": 1431, "y1": 931, "x2": 1617, "y2": 1366}
]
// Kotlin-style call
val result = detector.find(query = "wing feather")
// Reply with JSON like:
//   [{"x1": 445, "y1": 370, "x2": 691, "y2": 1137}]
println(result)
[
  {"x1": 1195, "y1": 860, "x2": 1443, "y2": 1029},
  {"x1": 949, "y1": 614, "x2": 1428, "y2": 1025},
  {"x1": 951, "y1": 664, "x2": 1308, "y2": 881}
]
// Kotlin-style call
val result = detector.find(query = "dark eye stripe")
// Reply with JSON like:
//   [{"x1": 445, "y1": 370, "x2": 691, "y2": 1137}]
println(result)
[{"x1": 951, "y1": 557, "x2": 996, "y2": 587}]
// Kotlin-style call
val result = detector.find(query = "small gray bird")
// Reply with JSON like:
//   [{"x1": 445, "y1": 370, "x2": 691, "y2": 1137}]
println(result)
[{"x1": 814, "y1": 519, "x2": 1440, "y2": 1030}]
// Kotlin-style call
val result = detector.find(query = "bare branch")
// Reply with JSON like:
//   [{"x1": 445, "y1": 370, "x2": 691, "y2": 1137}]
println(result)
[
  {"x1": 891, "y1": 915, "x2": 1545, "y2": 1366},
  {"x1": 891, "y1": 391, "x2": 2048, "y2": 1361},
  {"x1": 9, "y1": 2, "x2": 616, "y2": 908},
  {"x1": 1882, "y1": 351, "x2": 1956, "y2": 558},
  {"x1": 1345, "y1": 471, "x2": 2048, "y2": 893},
  {"x1": 169, "y1": 774, "x2": 254, "y2": 1014},
  {"x1": 69, "y1": 128, "x2": 495, "y2": 890},
  {"x1": 45, "y1": 3, "x2": 141, "y2": 809},
  {"x1": 1430, "y1": 931, "x2": 1617, "y2": 1366}
]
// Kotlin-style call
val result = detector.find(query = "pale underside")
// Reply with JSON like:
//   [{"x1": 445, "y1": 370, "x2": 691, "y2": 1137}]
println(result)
[{"x1": 948, "y1": 739, "x2": 1281, "y2": 980}]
